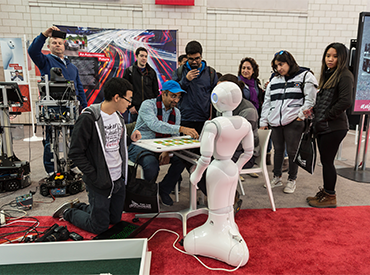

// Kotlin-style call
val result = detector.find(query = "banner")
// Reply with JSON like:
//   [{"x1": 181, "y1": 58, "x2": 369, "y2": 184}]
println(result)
[
  {"x1": 56, "y1": 26, "x2": 177, "y2": 105},
  {"x1": 0, "y1": 38, "x2": 27, "y2": 84}
]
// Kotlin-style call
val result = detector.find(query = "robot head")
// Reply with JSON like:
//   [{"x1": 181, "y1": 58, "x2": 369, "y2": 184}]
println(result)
[{"x1": 211, "y1": 81, "x2": 242, "y2": 113}]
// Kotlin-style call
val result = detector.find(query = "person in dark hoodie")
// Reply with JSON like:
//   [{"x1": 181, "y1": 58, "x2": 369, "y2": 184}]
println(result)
[
  {"x1": 52, "y1": 77, "x2": 141, "y2": 234},
  {"x1": 28, "y1": 26, "x2": 88, "y2": 176},
  {"x1": 122, "y1": 47, "x2": 159, "y2": 122}
]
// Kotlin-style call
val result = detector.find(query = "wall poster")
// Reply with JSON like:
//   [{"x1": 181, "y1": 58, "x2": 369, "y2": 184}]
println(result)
[{"x1": 56, "y1": 26, "x2": 177, "y2": 105}]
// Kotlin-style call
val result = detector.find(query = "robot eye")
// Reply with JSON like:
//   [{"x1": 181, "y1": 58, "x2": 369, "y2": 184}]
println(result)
[{"x1": 211, "y1": 93, "x2": 218, "y2": 103}]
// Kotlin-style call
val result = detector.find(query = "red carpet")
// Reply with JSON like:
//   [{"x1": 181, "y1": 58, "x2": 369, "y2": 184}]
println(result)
[{"x1": 2, "y1": 206, "x2": 370, "y2": 274}]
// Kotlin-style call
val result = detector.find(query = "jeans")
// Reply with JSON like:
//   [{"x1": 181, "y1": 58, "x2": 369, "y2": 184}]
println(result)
[
  {"x1": 271, "y1": 119, "x2": 305, "y2": 180},
  {"x1": 128, "y1": 144, "x2": 185, "y2": 195},
  {"x1": 64, "y1": 177, "x2": 125, "y2": 234}
]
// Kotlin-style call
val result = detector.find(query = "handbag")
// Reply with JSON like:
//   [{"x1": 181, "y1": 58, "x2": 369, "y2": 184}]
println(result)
[
  {"x1": 124, "y1": 151, "x2": 159, "y2": 213},
  {"x1": 293, "y1": 121, "x2": 316, "y2": 174}
]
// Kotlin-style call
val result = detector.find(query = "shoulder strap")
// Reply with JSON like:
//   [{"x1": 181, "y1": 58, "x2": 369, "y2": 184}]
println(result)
[
  {"x1": 300, "y1": 71, "x2": 309, "y2": 94},
  {"x1": 209, "y1": 66, "x2": 216, "y2": 87},
  {"x1": 177, "y1": 64, "x2": 184, "y2": 80}
]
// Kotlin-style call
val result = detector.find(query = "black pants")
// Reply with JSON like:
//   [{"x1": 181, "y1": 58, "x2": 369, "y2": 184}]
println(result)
[
  {"x1": 64, "y1": 177, "x2": 125, "y2": 234},
  {"x1": 317, "y1": 130, "x2": 347, "y2": 192},
  {"x1": 271, "y1": 119, "x2": 305, "y2": 180}
]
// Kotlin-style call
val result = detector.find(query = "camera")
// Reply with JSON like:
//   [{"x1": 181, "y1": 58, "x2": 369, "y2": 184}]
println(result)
[
  {"x1": 45, "y1": 225, "x2": 69, "y2": 242},
  {"x1": 35, "y1": 223, "x2": 70, "y2": 242},
  {"x1": 51, "y1": 30, "x2": 66, "y2": 39}
]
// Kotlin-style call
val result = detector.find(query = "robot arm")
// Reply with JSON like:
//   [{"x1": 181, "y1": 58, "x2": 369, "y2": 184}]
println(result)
[
  {"x1": 235, "y1": 126, "x2": 254, "y2": 172},
  {"x1": 189, "y1": 122, "x2": 217, "y2": 186}
]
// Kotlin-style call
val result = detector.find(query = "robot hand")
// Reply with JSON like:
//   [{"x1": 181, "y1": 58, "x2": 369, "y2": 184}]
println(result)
[{"x1": 189, "y1": 169, "x2": 200, "y2": 190}]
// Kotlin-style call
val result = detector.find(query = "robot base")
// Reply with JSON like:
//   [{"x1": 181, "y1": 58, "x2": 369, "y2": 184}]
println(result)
[
  {"x1": 0, "y1": 160, "x2": 31, "y2": 192},
  {"x1": 39, "y1": 171, "x2": 84, "y2": 197},
  {"x1": 184, "y1": 210, "x2": 249, "y2": 267}
]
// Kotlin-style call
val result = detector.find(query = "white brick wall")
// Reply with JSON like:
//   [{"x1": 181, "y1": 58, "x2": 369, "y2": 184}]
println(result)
[{"x1": 0, "y1": 0, "x2": 369, "y2": 123}]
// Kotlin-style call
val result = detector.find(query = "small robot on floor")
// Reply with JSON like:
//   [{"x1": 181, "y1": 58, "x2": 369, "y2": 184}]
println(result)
[{"x1": 184, "y1": 81, "x2": 254, "y2": 267}]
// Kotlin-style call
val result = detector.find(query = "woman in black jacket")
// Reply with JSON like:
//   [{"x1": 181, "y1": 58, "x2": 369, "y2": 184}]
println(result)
[{"x1": 306, "y1": 42, "x2": 354, "y2": 208}]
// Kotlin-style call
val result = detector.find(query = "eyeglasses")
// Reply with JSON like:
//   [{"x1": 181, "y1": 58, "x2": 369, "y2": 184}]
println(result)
[
  {"x1": 275, "y1": 50, "x2": 287, "y2": 56},
  {"x1": 188, "y1": 56, "x2": 201, "y2": 62},
  {"x1": 168, "y1": 93, "x2": 182, "y2": 100},
  {"x1": 120, "y1": 96, "x2": 132, "y2": 103}
]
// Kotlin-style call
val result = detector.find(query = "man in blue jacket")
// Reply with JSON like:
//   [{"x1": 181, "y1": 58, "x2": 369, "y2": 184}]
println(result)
[
  {"x1": 172, "y1": 40, "x2": 218, "y2": 134},
  {"x1": 28, "y1": 26, "x2": 88, "y2": 175}
]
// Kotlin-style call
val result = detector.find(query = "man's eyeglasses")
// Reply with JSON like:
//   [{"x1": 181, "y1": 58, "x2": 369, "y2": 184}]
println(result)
[
  {"x1": 120, "y1": 96, "x2": 132, "y2": 103},
  {"x1": 188, "y1": 56, "x2": 201, "y2": 62},
  {"x1": 168, "y1": 93, "x2": 182, "y2": 100}
]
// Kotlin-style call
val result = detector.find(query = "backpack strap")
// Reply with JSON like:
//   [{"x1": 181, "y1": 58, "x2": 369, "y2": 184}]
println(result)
[
  {"x1": 209, "y1": 66, "x2": 216, "y2": 88},
  {"x1": 177, "y1": 64, "x2": 184, "y2": 80}
]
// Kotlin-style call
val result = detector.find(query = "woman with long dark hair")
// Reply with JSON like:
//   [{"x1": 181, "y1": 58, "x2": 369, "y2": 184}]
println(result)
[
  {"x1": 306, "y1": 42, "x2": 353, "y2": 208},
  {"x1": 260, "y1": 50, "x2": 318, "y2": 194}
]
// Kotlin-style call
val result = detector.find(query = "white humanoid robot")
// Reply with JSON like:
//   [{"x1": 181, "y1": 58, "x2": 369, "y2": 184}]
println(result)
[{"x1": 184, "y1": 81, "x2": 254, "y2": 267}]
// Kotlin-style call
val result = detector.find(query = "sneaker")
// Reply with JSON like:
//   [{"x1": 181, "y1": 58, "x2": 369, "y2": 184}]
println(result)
[
  {"x1": 159, "y1": 191, "x2": 173, "y2": 207},
  {"x1": 284, "y1": 179, "x2": 296, "y2": 194},
  {"x1": 52, "y1": 198, "x2": 80, "y2": 218},
  {"x1": 248, "y1": 173, "x2": 259, "y2": 178},
  {"x1": 264, "y1": 176, "x2": 282, "y2": 188}
]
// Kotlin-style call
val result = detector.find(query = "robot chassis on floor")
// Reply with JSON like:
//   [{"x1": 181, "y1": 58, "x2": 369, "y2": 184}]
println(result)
[
  {"x1": 36, "y1": 76, "x2": 84, "y2": 197},
  {"x1": 0, "y1": 82, "x2": 31, "y2": 192}
]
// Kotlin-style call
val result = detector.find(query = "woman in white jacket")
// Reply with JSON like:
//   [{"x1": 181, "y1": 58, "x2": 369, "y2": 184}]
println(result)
[{"x1": 260, "y1": 50, "x2": 318, "y2": 193}]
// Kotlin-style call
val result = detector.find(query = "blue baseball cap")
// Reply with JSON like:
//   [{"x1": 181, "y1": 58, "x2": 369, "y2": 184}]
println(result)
[{"x1": 161, "y1": 80, "x2": 186, "y2": 94}]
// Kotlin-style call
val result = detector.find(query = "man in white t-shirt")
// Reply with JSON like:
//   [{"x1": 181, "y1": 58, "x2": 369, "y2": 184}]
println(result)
[{"x1": 52, "y1": 77, "x2": 141, "y2": 234}]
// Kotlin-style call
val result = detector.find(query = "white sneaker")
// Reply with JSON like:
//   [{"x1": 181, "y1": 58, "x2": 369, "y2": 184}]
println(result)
[
  {"x1": 284, "y1": 179, "x2": 296, "y2": 194},
  {"x1": 264, "y1": 176, "x2": 282, "y2": 188}
]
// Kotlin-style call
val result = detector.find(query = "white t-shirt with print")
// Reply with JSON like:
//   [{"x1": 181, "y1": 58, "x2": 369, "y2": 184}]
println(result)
[{"x1": 101, "y1": 110, "x2": 123, "y2": 181}]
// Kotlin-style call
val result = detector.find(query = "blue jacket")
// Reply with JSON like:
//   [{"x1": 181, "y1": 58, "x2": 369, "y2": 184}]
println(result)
[
  {"x1": 28, "y1": 33, "x2": 87, "y2": 108},
  {"x1": 172, "y1": 61, "x2": 217, "y2": 122}
]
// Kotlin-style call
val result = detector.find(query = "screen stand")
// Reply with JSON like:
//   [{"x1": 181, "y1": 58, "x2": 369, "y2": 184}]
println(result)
[{"x1": 337, "y1": 114, "x2": 370, "y2": 183}]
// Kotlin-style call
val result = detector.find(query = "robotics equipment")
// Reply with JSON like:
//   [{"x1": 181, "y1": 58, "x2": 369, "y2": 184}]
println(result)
[
  {"x1": 0, "y1": 82, "x2": 31, "y2": 192},
  {"x1": 184, "y1": 82, "x2": 254, "y2": 267},
  {"x1": 36, "y1": 68, "x2": 83, "y2": 197}
]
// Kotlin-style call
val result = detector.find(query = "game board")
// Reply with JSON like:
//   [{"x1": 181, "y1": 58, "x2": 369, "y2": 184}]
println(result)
[{"x1": 133, "y1": 136, "x2": 200, "y2": 153}]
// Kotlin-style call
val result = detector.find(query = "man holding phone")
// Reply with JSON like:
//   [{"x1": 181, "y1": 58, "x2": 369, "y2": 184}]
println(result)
[
  {"x1": 28, "y1": 26, "x2": 88, "y2": 175},
  {"x1": 172, "y1": 41, "x2": 218, "y2": 134}
]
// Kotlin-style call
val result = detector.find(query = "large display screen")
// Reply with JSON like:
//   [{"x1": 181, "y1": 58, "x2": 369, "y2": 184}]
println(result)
[{"x1": 353, "y1": 12, "x2": 370, "y2": 113}]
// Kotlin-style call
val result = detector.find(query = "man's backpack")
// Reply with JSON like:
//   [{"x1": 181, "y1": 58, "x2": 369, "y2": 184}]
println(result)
[{"x1": 176, "y1": 64, "x2": 216, "y2": 87}]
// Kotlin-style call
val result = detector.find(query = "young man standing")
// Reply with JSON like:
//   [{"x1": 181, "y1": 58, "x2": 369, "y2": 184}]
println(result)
[
  {"x1": 172, "y1": 41, "x2": 218, "y2": 135},
  {"x1": 52, "y1": 78, "x2": 141, "y2": 234},
  {"x1": 123, "y1": 47, "x2": 159, "y2": 122}
]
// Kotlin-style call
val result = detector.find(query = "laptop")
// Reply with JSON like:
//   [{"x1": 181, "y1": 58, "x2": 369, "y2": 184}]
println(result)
[{"x1": 93, "y1": 213, "x2": 159, "y2": 240}]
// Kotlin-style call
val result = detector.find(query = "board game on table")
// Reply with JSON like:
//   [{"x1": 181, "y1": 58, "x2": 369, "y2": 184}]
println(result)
[{"x1": 133, "y1": 136, "x2": 200, "y2": 153}]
